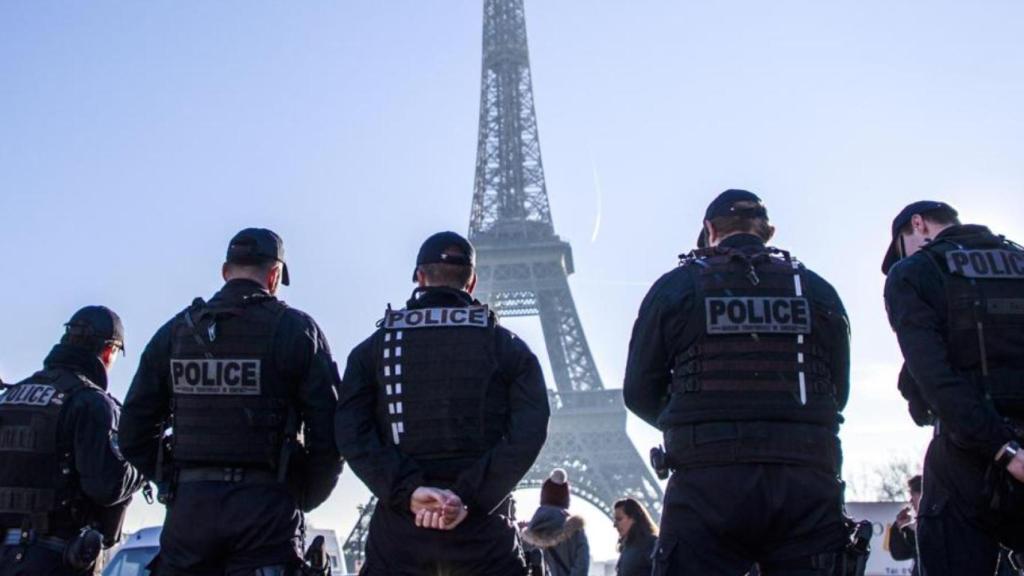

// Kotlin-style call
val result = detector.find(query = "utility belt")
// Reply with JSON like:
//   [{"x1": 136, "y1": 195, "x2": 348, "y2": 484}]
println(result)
[
  {"x1": 4, "y1": 526, "x2": 104, "y2": 570},
  {"x1": 661, "y1": 421, "x2": 841, "y2": 474},
  {"x1": 177, "y1": 466, "x2": 281, "y2": 484},
  {"x1": 3, "y1": 528, "x2": 66, "y2": 554}
]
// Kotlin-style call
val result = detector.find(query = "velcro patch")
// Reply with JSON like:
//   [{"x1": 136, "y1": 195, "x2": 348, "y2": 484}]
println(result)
[
  {"x1": 946, "y1": 250, "x2": 1024, "y2": 279},
  {"x1": 706, "y1": 297, "x2": 812, "y2": 334},
  {"x1": 0, "y1": 384, "x2": 58, "y2": 406},
  {"x1": 171, "y1": 359, "x2": 261, "y2": 395},
  {"x1": 383, "y1": 306, "x2": 489, "y2": 330},
  {"x1": 988, "y1": 299, "x2": 1024, "y2": 315}
]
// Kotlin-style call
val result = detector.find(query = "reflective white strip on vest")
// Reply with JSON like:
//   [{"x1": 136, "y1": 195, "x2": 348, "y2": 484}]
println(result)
[
  {"x1": 382, "y1": 306, "x2": 489, "y2": 330},
  {"x1": 170, "y1": 359, "x2": 261, "y2": 395},
  {"x1": 793, "y1": 261, "x2": 807, "y2": 406},
  {"x1": 946, "y1": 249, "x2": 1024, "y2": 279}
]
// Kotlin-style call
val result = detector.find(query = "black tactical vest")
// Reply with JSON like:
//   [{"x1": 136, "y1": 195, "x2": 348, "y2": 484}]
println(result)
[
  {"x1": 673, "y1": 246, "x2": 840, "y2": 427},
  {"x1": 0, "y1": 370, "x2": 90, "y2": 532},
  {"x1": 168, "y1": 296, "x2": 292, "y2": 469},
  {"x1": 376, "y1": 304, "x2": 504, "y2": 463},
  {"x1": 920, "y1": 231, "x2": 1024, "y2": 418}
]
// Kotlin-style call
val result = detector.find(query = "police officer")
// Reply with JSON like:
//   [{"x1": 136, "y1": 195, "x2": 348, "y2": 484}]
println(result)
[
  {"x1": 881, "y1": 201, "x2": 1024, "y2": 575},
  {"x1": 624, "y1": 190, "x2": 852, "y2": 574},
  {"x1": 119, "y1": 228, "x2": 344, "y2": 576},
  {"x1": 0, "y1": 306, "x2": 144, "y2": 575},
  {"x1": 335, "y1": 231, "x2": 550, "y2": 576}
]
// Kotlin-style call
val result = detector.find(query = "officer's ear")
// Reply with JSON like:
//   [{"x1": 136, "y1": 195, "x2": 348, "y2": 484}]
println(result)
[
  {"x1": 763, "y1": 224, "x2": 776, "y2": 243},
  {"x1": 266, "y1": 264, "x2": 282, "y2": 295},
  {"x1": 910, "y1": 214, "x2": 929, "y2": 237},
  {"x1": 465, "y1": 271, "x2": 478, "y2": 295},
  {"x1": 704, "y1": 221, "x2": 718, "y2": 247},
  {"x1": 99, "y1": 344, "x2": 118, "y2": 371},
  {"x1": 415, "y1": 268, "x2": 428, "y2": 288}
]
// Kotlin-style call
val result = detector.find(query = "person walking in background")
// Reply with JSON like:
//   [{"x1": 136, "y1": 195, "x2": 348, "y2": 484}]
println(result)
[
  {"x1": 612, "y1": 498, "x2": 657, "y2": 576},
  {"x1": 521, "y1": 469, "x2": 590, "y2": 576},
  {"x1": 886, "y1": 474, "x2": 922, "y2": 576}
]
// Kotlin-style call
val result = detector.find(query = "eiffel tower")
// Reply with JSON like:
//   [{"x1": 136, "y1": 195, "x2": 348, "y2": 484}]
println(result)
[{"x1": 342, "y1": 1, "x2": 662, "y2": 570}]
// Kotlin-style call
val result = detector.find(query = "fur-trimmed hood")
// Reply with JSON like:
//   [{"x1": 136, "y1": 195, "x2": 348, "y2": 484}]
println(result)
[{"x1": 520, "y1": 505, "x2": 586, "y2": 548}]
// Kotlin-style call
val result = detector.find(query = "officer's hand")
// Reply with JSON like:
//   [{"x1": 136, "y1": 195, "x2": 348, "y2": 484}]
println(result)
[
  {"x1": 410, "y1": 487, "x2": 449, "y2": 517},
  {"x1": 1007, "y1": 452, "x2": 1024, "y2": 484},
  {"x1": 437, "y1": 490, "x2": 468, "y2": 530},
  {"x1": 410, "y1": 487, "x2": 468, "y2": 530}
]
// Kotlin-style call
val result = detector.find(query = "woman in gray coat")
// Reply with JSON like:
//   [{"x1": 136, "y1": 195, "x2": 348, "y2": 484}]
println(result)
[{"x1": 520, "y1": 469, "x2": 590, "y2": 576}]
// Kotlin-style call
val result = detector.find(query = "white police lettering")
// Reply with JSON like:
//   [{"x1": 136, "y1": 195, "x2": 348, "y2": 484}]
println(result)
[
  {"x1": 383, "y1": 306, "x2": 489, "y2": 329},
  {"x1": 170, "y1": 359, "x2": 261, "y2": 395},
  {"x1": 0, "y1": 384, "x2": 58, "y2": 406},
  {"x1": 946, "y1": 250, "x2": 1024, "y2": 279},
  {"x1": 705, "y1": 297, "x2": 812, "y2": 334}
]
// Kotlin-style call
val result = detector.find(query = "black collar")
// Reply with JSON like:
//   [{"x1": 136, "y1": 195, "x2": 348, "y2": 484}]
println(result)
[{"x1": 43, "y1": 344, "x2": 108, "y2": 390}]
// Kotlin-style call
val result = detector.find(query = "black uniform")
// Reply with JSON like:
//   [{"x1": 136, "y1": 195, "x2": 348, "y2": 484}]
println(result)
[
  {"x1": 0, "y1": 344, "x2": 144, "y2": 576},
  {"x1": 884, "y1": 224, "x2": 1024, "y2": 575},
  {"x1": 120, "y1": 279, "x2": 343, "y2": 576},
  {"x1": 335, "y1": 287, "x2": 550, "y2": 576},
  {"x1": 625, "y1": 234, "x2": 851, "y2": 575}
]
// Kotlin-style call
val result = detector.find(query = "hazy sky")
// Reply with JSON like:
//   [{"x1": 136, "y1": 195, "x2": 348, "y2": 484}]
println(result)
[{"x1": 2, "y1": 0, "x2": 1023, "y2": 561}]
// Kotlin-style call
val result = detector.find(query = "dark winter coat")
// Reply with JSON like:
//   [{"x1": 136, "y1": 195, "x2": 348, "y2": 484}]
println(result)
[
  {"x1": 521, "y1": 505, "x2": 590, "y2": 576},
  {"x1": 616, "y1": 532, "x2": 656, "y2": 576}
]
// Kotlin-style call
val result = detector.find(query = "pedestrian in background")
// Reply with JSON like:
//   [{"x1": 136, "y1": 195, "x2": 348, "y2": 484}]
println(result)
[
  {"x1": 521, "y1": 469, "x2": 590, "y2": 576},
  {"x1": 886, "y1": 474, "x2": 922, "y2": 576},
  {"x1": 612, "y1": 498, "x2": 657, "y2": 576}
]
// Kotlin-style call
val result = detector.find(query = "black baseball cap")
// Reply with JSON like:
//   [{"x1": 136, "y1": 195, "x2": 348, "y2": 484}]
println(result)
[
  {"x1": 881, "y1": 200, "x2": 958, "y2": 275},
  {"x1": 226, "y1": 228, "x2": 290, "y2": 285},
  {"x1": 64, "y1": 306, "x2": 125, "y2": 352},
  {"x1": 696, "y1": 189, "x2": 768, "y2": 248},
  {"x1": 412, "y1": 231, "x2": 475, "y2": 281}
]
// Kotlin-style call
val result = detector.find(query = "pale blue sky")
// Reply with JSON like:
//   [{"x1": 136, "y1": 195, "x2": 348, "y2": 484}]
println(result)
[{"x1": 2, "y1": 1, "x2": 1023, "y2": 560}]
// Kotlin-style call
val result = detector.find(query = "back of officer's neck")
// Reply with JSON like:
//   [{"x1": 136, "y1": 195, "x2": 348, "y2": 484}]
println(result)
[
  {"x1": 714, "y1": 232, "x2": 766, "y2": 248},
  {"x1": 224, "y1": 276, "x2": 270, "y2": 293}
]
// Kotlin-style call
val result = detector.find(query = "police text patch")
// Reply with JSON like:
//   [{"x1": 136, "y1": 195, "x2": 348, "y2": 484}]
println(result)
[
  {"x1": 383, "y1": 306, "x2": 489, "y2": 330},
  {"x1": 946, "y1": 250, "x2": 1024, "y2": 279},
  {"x1": 706, "y1": 297, "x2": 811, "y2": 334},
  {"x1": 0, "y1": 385, "x2": 58, "y2": 406},
  {"x1": 171, "y1": 359, "x2": 261, "y2": 395}
]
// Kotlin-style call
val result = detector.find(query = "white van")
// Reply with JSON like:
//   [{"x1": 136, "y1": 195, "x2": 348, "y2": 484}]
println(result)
[
  {"x1": 99, "y1": 526, "x2": 348, "y2": 576},
  {"x1": 101, "y1": 526, "x2": 160, "y2": 576}
]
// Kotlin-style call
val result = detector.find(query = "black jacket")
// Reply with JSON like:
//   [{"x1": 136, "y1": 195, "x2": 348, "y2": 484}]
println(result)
[
  {"x1": 335, "y1": 287, "x2": 550, "y2": 516},
  {"x1": 119, "y1": 279, "x2": 343, "y2": 510},
  {"x1": 616, "y1": 532, "x2": 656, "y2": 576},
  {"x1": 44, "y1": 344, "x2": 145, "y2": 508},
  {"x1": 884, "y1": 224, "x2": 1017, "y2": 458},
  {"x1": 623, "y1": 234, "x2": 851, "y2": 430}
]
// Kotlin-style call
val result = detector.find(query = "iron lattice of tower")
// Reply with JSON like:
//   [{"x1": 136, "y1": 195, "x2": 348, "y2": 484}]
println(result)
[{"x1": 342, "y1": 1, "x2": 662, "y2": 570}]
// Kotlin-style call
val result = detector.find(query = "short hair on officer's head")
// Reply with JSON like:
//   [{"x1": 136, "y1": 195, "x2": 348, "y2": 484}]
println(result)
[
  {"x1": 60, "y1": 331, "x2": 106, "y2": 355},
  {"x1": 709, "y1": 200, "x2": 772, "y2": 242},
  {"x1": 224, "y1": 259, "x2": 279, "y2": 279},
  {"x1": 419, "y1": 247, "x2": 474, "y2": 289},
  {"x1": 899, "y1": 206, "x2": 960, "y2": 235}
]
